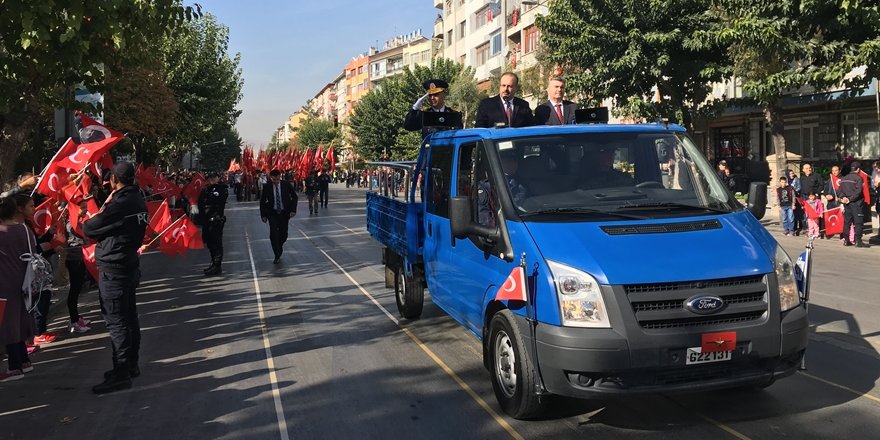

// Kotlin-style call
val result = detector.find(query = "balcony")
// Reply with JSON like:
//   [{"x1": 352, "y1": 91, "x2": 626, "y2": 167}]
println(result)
[
  {"x1": 434, "y1": 0, "x2": 443, "y2": 9},
  {"x1": 506, "y1": 8, "x2": 521, "y2": 27}
]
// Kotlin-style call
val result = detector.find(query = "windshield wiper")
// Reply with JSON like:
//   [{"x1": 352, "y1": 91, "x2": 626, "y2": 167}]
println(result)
[
  {"x1": 615, "y1": 202, "x2": 731, "y2": 214},
  {"x1": 521, "y1": 207, "x2": 647, "y2": 220}
]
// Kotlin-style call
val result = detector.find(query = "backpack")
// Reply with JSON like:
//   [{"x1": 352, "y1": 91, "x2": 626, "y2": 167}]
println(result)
[{"x1": 20, "y1": 224, "x2": 53, "y2": 313}]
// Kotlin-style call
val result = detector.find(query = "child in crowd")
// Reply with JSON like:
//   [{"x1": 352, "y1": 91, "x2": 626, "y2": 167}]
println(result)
[
  {"x1": 777, "y1": 176, "x2": 795, "y2": 236},
  {"x1": 804, "y1": 192, "x2": 824, "y2": 239}
]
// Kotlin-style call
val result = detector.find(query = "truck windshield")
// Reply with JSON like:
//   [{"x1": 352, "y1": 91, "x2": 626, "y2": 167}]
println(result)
[{"x1": 495, "y1": 131, "x2": 740, "y2": 219}]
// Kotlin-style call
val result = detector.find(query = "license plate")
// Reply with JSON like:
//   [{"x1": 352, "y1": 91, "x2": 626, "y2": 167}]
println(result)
[{"x1": 685, "y1": 346, "x2": 732, "y2": 365}]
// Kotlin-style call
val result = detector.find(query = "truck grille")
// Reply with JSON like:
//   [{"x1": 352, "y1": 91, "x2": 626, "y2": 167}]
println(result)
[{"x1": 623, "y1": 275, "x2": 769, "y2": 330}]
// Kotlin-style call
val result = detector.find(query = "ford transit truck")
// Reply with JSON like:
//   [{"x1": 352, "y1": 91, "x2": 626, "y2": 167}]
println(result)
[{"x1": 365, "y1": 120, "x2": 809, "y2": 419}]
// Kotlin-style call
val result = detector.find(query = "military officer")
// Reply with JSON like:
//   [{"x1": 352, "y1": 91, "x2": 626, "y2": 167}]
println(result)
[
  {"x1": 403, "y1": 79, "x2": 463, "y2": 137},
  {"x1": 199, "y1": 172, "x2": 229, "y2": 275}
]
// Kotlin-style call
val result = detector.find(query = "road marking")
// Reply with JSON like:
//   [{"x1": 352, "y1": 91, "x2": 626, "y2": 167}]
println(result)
[
  {"x1": 0, "y1": 405, "x2": 49, "y2": 417},
  {"x1": 797, "y1": 371, "x2": 880, "y2": 404},
  {"x1": 301, "y1": 228, "x2": 525, "y2": 440},
  {"x1": 244, "y1": 230, "x2": 290, "y2": 440},
  {"x1": 334, "y1": 221, "x2": 367, "y2": 235}
]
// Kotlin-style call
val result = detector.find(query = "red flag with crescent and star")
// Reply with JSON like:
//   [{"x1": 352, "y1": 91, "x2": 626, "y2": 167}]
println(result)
[
  {"x1": 31, "y1": 199, "x2": 62, "y2": 236},
  {"x1": 494, "y1": 266, "x2": 528, "y2": 302},
  {"x1": 56, "y1": 136, "x2": 122, "y2": 172},
  {"x1": 823, "y1": 206, "x2": 844, "y2": 235}
]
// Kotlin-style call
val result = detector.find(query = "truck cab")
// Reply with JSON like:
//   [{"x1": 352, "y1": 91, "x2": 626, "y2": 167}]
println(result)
[{"x1": 366, "y1": 122, "x2": 808, "y2": 419}]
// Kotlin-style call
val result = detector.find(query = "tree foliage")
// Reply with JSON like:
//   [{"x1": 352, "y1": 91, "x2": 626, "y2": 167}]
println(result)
[
  {"x1": 199, "y1": 126, "x2": 242, "y2": 172},
  {"x1": 159, "y1": 13, "x2": 244, "y2": 166},
  {"x1": 689, "y1": 0, "x2": 880, "y2": 175},
  {"x1": 537, "y1": 0, "x2": 728, "y2": 129},
  {"x1": 296, "y1": 115, "x2": 339, "y2": 150},
  {"x1": 349, "y1": 58, "x2": 480, "y2": 161},
  {"x1": 0, "y1": 0, "x2": 200, "y2": 182}
]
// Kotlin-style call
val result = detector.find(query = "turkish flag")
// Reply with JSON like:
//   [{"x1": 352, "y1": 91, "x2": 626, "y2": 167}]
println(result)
[
  {"x1": 75, "y1": 111, "x2": 124, "y2": 141},
  {"x1": 67, "y1": 198, "x2": 99, "y2": 237},
  {"x1": 797, "y1": 197, "x2": 822, "y2": 220},
  {"x1": 31, "y1": 199, "x2": 62, "y2": 236},
  {"x1": 495, "y1": 266, "x2": 528, "y2": 302},
  {"x1": 182, "y1": 173, "x2": 206, "y2": 206},
  {"x1": 151, "y1": 176, "x2": 180, "y2": 199},
  {"x1": 701, "y1": 331, "x2": 737, "y2": 353},
  {"x1": 56, "y1": 136, "x2": 122, "y2": 172},
  {"x1": 35, "y1": 161, "x2": 71, "y2": 201},
  {"x1": 159, "y1": 217, "x2": 202, "y2": 256},
  {"x1": 823, "y1": 207, "x2": 844, "y2": 236},
  {"x1": 82, "y1": 243, "x2": 99, "y2": 280},
  {"x1": 62, "y1": 174, "x2": 92, "y2": 205},
  {"x1": 314, "y1": 145, "x2": 324, "y2": 171},
  {"x1": 92, "y1": 153, "x2": 114, "y2": 179},
  {"x1": 148, "y1": 200, "x2": 173, "y2": 235},
  {"x1": 326, "y1": 145, "x2": 336, "y2": 171},
  {"x1": 48, "y1": 218, "x2": 67, "y2": 249}
]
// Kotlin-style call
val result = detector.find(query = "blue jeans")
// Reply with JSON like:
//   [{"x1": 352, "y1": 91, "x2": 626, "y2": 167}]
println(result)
[{"x1": 780, "y1": 206, "x2": 794, "y2": 232}]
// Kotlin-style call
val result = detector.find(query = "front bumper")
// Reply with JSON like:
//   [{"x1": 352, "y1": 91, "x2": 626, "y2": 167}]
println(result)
[{"x1": 525, "y1": 304, "x2": 808, "y2": 398}]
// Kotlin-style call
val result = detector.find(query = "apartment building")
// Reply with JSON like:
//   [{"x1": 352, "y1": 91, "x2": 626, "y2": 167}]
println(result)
[
  {"x1": 345, "y1": 54, "x2": 371, "y2": 110},
  {"x1": 434, "y1": 0, "x2": 547, "y2": 87},
  {"x1": 309, "y1": 82, "x2": 337, "y2": 121}
]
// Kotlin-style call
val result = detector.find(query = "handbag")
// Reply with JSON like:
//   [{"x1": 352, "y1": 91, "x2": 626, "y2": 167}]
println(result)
[{"x1": 20, "y1": 224, "x2": 53, "y2": 313}]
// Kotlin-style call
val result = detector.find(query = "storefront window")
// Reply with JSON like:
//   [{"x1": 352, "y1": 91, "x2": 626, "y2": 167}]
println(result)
[{"x1": 842, "y1": 112, "x2": 880, "y2": 159}]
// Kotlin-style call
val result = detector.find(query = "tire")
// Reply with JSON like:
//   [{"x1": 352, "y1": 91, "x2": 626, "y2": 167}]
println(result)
[
  {"x1": 487, "y1": 310, "x2": 546, "y2": 419},
  {"x1": 394, "y1": 265, "x2": 424, "y2": 319}
]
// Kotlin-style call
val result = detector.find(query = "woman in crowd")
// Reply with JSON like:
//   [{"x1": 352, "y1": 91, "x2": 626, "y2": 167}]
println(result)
[{"x1": 0, "y1": 194, "x2": 38, "y2": 381}]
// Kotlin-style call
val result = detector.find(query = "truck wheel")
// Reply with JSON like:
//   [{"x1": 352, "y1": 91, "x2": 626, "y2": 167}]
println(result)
[
  {"x1": 488, "y1": 310, "x2": 545, "y2": 419},
  {"x1": 394, "y1": 266, "x2": 424, "y2": 319}
]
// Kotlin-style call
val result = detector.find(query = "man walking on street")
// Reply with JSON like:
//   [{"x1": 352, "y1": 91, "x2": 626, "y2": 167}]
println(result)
[
  {"x1": 82, "y1": 162, "x2": 149, "y2": 394},
  {"x1": 199, "y1": 172, "x2": 228, "y2": 275},
  {"x1": 839, "y1": 162, "x2": 869, "y2": 247},
  {"x1": 318, "y1": 169, "x2": 331, "y2": 210},
  {"x1": 260, "y1": 169, "x2": 297, "y2": 263}
]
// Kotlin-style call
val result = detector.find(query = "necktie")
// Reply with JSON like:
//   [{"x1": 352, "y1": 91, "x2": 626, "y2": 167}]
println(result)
[
  {"x1": 275, "y1": 184, "x2": 282, "y2": 211},
  {"x1": 555, "y1": 103, "x2": 564, "y2": 124},
  {"x1": 504, "y1": 100, "x2": 512, "y2": 126}
]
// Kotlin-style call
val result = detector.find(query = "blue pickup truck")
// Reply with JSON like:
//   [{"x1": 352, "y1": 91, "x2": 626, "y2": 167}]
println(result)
[{"x1": 366, "y1": 121, "x2": 809, "y2": 419}]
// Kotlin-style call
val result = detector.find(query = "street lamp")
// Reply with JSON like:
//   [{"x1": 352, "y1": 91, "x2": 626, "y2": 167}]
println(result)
[{"x1": 190, "y1": 138, "x2": 226, "y2": 170}]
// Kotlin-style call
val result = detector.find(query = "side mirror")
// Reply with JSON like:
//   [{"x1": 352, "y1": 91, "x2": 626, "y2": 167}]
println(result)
[
  {"x1": 450, "y1": 196, "x2": 500, "y2": 240},
  {"x1": 747, "y1": 182, "x2": 767, "y2": 220}
]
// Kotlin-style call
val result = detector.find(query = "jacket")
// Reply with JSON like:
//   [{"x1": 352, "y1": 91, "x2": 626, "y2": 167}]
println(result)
[
  {"x1": 260, "y1": 180, "x2": 298, "y2": 218},
  {"x1": 838, "y1": 172, "x2": 865, "y2": 202},
  {"x1": 82, "y1": 184, "x2": 148, "y2": 273},
  {"x1": 475, "y1": 95, "x2": 534, "y2": 128},
  {"x1": 198, "y1": 183, "x2": 228, "y2": 221},
  {"x1": 533, "y1": 100, "x2": 577, "y2": 125}
]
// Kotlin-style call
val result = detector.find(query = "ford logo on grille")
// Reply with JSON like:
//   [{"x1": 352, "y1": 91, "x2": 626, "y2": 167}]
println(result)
[{"x1": 684, "y1": 295, "x2": 726, "y2": 315}]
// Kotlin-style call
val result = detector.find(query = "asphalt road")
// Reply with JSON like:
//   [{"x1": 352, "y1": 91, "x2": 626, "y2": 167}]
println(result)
[{"x1": 2, "y1": 185, "x2": 878, "y2": 440}]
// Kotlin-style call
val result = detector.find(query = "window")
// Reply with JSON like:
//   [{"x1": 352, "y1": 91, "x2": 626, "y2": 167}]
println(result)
[
  {"x1": 842, "y1": 112, "x2": 880, "y2": 158},
  {"x1": 474, "y1": 7, "x2": 488, "y2": 29},
  {"x1": 475, "y1": 43, "x2": 489, "y2": 66},
  {"x1": 357, "y1": 66, "x2": 363, "y2": 75},
  {"x1": 447, "y1": 30, "x2": 454, "y2": 46},
  {"x1": 459, "y1": 54, "x2": 466, "y2": 65},
  {"x1": 427, "y1": 145, "x2": 455, "y2": 217},
  {"x1": 463, "y1": 142, "x2": 501, "y2": 231},
  {"x1": 459, "y1": 20, "x2": 466, "y2": 39},
  {"x1": 523, "y1": 25, "x2": 539, "y2": 53},
  {"x1": 421, "y1": 50, "x2": 430, "y2": 62},
  {"x1": 490, "y1": 30, "x2": 503, "y2": 56}
]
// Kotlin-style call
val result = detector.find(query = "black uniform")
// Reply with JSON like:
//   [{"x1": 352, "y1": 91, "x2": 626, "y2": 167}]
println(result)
[
  {"x1": 838, "y1": 170, "x2": 866, "y2": 245},
  {"x1": 198, "y1": 182, "x2": 228, "y2": 272},
  {"x1": 318, "y1": 172, "x2": 331, "y2": 208},
  {"x1": 81, "y1": 182, "x2": 148, "y2": 392},
  {"x1": 403, "y1": 107, "x2": 463, "y2": 138}
]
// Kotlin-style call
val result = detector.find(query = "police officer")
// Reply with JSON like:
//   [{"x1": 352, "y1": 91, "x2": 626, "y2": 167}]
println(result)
[
  {"x1": 199, "y1": 172, "x2": 228, "y2": 275},
  {"x1": 82, "y1": 161, "x2": 148, "y2": 394},
  {"x1": 403, "y1": 79, "x2": 462, "y2": 138},
  {"x1": 839, "y1": 162, "x2": 870, "y2": 247}
]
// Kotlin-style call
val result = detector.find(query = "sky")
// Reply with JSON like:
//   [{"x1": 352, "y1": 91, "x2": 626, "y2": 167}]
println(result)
[{"x1": 200, "y1": 1, "x2": 438, "y2": 149}]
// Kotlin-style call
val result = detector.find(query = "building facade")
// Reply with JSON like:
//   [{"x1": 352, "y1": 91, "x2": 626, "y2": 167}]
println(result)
[{"x1": 345, "y1": 54, "x2": 371, "y2": 109}]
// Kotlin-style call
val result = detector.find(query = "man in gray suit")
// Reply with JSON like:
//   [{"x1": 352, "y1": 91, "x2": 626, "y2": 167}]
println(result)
[{"x1": 534, "y1": 77, "x2": 577, "y2": 125}]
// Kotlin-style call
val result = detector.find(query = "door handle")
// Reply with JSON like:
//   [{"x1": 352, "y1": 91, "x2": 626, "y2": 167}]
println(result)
[{"x1": 427, "y1": 222, "x2": 433, "y2": 237}]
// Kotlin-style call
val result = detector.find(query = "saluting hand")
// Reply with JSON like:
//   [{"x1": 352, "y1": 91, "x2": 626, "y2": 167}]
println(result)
[{"x1": 412, "y1": 93, "x2": 429, "y2": 110}]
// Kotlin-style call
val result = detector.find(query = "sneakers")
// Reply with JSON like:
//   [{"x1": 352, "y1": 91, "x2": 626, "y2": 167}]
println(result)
[
  {"x1": 26, "y1": 343, "x2": 40, "y2": 355},
  {"x1": 21, "y1": 362, "x2": 34, "y2": 373},
  {"x1": 70, "y1": 319, "x2": 91, "y2": 334},
  {"x1": 33, "y1": 332, "x2": 58, "y2": 344},
  {"x1": 0, "y1": 369, "x2": 24, "y2": 382}
]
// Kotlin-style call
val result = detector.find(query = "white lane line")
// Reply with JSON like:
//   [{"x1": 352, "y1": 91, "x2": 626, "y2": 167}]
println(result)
[
  {"x1": 0, "y1": 405, "x2": 49, "y2": 417},
  {"x1": 298, "y1": 227, "x2": 525, "y2": 440},
  {"x1": 244, "y1": 230, "x2": 290, "y2": 440},
  {"x1": 334, "y1": 221, "x2": 367, "y2": 235}
]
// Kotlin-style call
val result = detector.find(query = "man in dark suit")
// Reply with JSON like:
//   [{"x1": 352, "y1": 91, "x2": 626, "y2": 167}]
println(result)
[
  {"x1": 260, "y1": 169, "x2": 298, "y2": 263},
  {"x1": 403, "y1": 79, "x2": 462, "y2": 138},
  {"x1": 475, "y1": 72, "x2": 534, "y2": 128},
  {"x1": 534, "y1": 77, "x2": 577, "y2": 125}
]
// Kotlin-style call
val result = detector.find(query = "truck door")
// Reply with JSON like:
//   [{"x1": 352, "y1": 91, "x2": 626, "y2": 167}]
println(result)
[{"x1": 421, "y1": 143, "x2": 465, "y2": 322}]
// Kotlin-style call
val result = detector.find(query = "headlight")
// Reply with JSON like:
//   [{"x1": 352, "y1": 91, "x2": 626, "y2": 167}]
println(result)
[
  {"x1": 547, "y1": 260, "x2": 610, "y2": 328},
  {"x1": 775, "y1": 246, "x2": 800, "y2": 312}
]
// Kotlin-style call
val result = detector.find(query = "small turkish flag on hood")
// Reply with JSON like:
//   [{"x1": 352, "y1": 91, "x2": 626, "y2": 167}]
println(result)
[{"x1": 495, "y1": 266, "x2": 528, "y2": 302}]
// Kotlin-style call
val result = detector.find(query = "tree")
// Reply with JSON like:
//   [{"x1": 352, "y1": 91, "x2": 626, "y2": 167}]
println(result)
[
  {"x1": 296, "y1": 115, "x2": 339, "y2": 150},
  {"x1": 689, "y1": 0, "x2": 880, "y2": 176},
  {"x1": 0, "y1": 0, "x2": 200, "y2": 182},
  {"x1": 159, "y1": 13, "x2": 244, "y2": 166},
  {"x1": 199, "y1": 127, "x2": 242, "y2": 172},
  {"x1": 446, "y1": 65, "x2": 485, "y2": 128},
  {"x1": 536, "y1": 0, "x2": 728, "y2": 129}
]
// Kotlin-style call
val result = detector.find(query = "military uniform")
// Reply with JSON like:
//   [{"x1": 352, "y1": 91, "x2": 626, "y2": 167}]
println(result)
[
  {"x1": 198, "y1": 175, "x2": 229, "y2": 274},
  {"x1": 403, "y1": 79, "x2": 463, "y2": 138}
]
